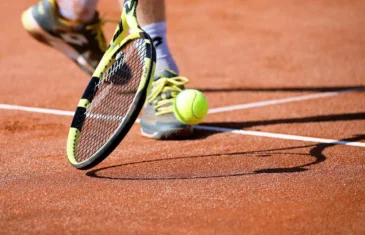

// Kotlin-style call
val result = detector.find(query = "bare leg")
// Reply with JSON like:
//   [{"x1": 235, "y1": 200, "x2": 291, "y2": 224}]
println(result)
[{"x1": 137, "y1": 0, "x2": 166, "y2": 26}]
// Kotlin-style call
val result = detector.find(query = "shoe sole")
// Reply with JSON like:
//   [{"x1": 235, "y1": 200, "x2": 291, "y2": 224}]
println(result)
[
  {"x1": 140, "y1": 125, "x2": 193, "y2": 140},
  {"x1": 21, "y1": 9, "x2": 95, "y2": 75}
]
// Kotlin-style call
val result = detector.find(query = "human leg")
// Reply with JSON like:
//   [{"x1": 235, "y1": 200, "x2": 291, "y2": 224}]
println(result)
[{"x1": 132, "y1": 0, "x2": 192, "y2": 139}]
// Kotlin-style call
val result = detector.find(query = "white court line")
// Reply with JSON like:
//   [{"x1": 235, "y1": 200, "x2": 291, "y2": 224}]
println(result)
[
  {"x1": 0, "y1": 104, "x2": 139, "y2": 121},
  {"x1": 193, "y1": 125, "x2": 365, "y2": 147},
  {"x1": 0, "y1": 104, "x2": 74, "y2": 116},
  {"x1": 0, "y1": 103, "x2": 364, "y2": 147},
  {"x1": 1, "y1": 88, "x2": 362, "y2": 117},
  {"x1": 208, "y1": 87, "x2": 365, "y2": 114},
  {"x1": 0, "y1": 88, "x2": 364, "y2": 147}
]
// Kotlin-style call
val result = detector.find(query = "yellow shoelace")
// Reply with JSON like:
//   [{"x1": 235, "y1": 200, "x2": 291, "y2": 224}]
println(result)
[
  {"x1": 85, "y1": 20, "x2": 110, "y2": 52},
  {"x1": 147, "y1": 76, "x2": 189, "y2": 116},
  {"x1": 85, "y1": 18, "x2": 118, "y2": 52}
]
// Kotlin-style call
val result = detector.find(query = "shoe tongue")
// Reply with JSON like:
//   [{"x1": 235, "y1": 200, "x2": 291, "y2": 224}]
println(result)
[{"x1": 154, "y1": 70, "x2": 178, "y2": 81}]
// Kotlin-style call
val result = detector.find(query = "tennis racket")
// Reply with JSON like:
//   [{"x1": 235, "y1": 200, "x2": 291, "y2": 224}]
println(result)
[{"x1": 66, "y1": 0, "x2": 156, "y2": 170}]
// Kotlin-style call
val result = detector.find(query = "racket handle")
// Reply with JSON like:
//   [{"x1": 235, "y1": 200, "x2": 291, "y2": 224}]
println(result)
[{"x1": 124, "y1": 0, "x2": 140, "y2": 31}]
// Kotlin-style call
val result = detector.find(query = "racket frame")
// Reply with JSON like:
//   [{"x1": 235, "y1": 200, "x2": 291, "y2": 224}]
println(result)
[{"x1": 66, "y1": 0, "x2": 156, "y2": 169}]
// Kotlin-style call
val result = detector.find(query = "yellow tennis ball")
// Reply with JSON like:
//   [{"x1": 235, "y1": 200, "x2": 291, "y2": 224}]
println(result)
[{"x1": 173, "y1": 89, "x2": 208, "y2": 125}]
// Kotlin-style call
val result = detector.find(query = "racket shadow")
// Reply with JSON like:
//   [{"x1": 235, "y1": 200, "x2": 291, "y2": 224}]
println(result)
[
  {"x1": 85, "y1": 147, "x2": 310, "y2": 181},
  {"x1": 85, "y1": 134, "x2": 365, "y2": 181}
]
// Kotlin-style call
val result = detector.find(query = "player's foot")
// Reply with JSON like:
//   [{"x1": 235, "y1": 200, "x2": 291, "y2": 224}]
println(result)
[
  {"x1": 140, "y1": 70, "x2": 193, "y2": 139},
  {"x1": 21, "y1": 0, "x2": 107, "y2": 75}
]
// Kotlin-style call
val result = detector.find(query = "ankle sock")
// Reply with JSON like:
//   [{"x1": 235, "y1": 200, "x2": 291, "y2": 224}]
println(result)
[
  {"x1": 56, "y1": 0, "x2": 98, "y2": 23},
  {"x1": 142, "y1": 21, "x2": 179, "y2": 74}
]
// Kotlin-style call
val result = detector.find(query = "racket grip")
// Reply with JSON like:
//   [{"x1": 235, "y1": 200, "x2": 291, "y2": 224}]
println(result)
[{"x1": 124, "y1": 0, "x2": 140, "y2": 30}]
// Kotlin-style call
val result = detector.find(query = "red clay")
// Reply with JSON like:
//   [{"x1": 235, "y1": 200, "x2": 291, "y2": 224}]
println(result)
[{"x1": 1, "y1": 0, "x2": 365, "y2": 234}]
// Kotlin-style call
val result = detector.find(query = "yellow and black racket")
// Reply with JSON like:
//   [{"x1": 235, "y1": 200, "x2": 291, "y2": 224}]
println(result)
[{"x1": 66, "y1": 0, "x2": 156, "y2": 170}]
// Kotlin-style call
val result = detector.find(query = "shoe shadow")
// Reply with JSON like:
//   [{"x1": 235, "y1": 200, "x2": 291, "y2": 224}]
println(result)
[
  {"x1": 192, "y1": 112, "x2": 365, "y2": 140},
  {"x1": 85, "y1": 134, "x2": 365, "y2": 180}
]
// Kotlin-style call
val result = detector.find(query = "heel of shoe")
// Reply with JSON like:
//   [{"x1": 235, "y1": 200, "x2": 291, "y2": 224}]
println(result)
[{"x1": 21, "y1": 9, "x2": 50, "y2": 45}]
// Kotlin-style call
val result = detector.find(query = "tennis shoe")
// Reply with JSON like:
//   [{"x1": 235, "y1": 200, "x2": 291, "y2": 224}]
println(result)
[
  {"x1": 140, "y1": 70, "x2": 193, "y2": 139},
  {"x1": 21, "y1": 0, "x2": 107, "y2": 75}
]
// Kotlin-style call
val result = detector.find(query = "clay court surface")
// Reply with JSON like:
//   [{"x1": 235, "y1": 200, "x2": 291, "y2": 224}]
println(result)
[{"x1": 1, "y1": 0, "x2": 365, "y2": 234}]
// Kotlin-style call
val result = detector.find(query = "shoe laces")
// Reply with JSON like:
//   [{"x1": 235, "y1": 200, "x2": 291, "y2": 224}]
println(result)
[
  {"x1": 147, "y1": 76, "x2": 189, "y2": 116},
  {"x1": 85, "y1": 18, "x2": 117, "y2": 52}
]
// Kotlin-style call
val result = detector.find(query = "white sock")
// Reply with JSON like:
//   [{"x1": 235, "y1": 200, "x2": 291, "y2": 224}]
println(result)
[
  {"x1": 142, "y1": 21, "x2": 179, "y2": 75},
  {"x1": 56, "y1": 0, "x2": 99, "y2": 23}
]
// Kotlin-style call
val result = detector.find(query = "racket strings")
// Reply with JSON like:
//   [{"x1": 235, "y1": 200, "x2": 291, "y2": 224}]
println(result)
[{"x1": 75, "y1": 39, "x2": 146, "y2": 162}]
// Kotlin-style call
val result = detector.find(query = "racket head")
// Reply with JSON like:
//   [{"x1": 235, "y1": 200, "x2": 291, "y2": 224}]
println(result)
[{"x1": 66, "y1": 0, "x2": 156, "y2": 170}]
